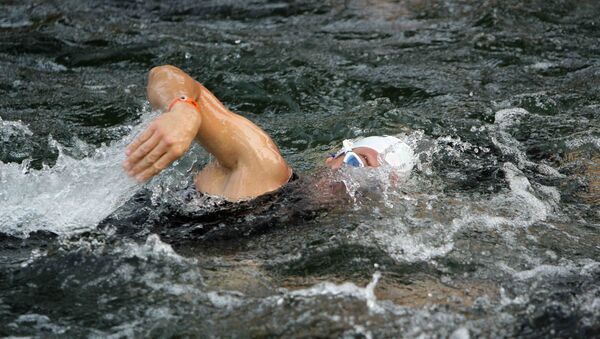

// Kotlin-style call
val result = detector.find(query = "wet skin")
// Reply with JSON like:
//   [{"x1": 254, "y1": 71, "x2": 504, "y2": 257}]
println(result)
[{"x1": 122, "y1": 65, "x2": 292, "y2": 201}]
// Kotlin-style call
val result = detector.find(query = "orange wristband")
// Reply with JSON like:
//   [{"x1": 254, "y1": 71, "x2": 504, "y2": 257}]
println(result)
[{"x1": 168, "y1": 96, "x2": 201, "y2": 112}]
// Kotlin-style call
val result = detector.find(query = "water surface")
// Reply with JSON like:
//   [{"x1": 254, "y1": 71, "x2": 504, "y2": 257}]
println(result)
[{"x1": 1, "y1": 0, "x2": 599, "y2": 337}]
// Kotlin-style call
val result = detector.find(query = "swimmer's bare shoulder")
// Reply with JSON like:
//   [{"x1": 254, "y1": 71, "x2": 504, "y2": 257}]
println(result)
[{"x1": 123, "y1": 65, "x2": 292, "y2": 201}]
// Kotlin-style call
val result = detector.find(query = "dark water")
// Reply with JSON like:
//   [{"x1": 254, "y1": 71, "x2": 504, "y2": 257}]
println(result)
[{"x1": 1, "y1": 0, "x2": 599, "y2": 337}]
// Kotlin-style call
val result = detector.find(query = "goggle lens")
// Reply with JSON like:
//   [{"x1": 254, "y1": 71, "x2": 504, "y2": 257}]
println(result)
[{"x1": 343, "y1": 152, "x2": 365, "y2": 167}]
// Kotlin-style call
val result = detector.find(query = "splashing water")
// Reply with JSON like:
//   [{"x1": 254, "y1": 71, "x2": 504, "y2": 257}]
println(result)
[
  {"x1": 289, "y1": 271, "x2": 383, "y2": 313},
  {"x1": 346, "y1": 110, "x2": 563, "y2": 263},
  {"x1": 0, "y1": 108, "x2": 159, "y2": 238}
]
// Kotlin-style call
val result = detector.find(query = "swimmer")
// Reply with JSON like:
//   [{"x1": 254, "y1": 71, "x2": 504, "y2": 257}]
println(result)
[{"x1": 123, "y1": 65, "x2": 411, "y2": 201}]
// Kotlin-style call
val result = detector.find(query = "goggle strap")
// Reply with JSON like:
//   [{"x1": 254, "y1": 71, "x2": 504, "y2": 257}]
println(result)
[{"x1": 333, "y1": 139, "x2": 355, "y2": 159}]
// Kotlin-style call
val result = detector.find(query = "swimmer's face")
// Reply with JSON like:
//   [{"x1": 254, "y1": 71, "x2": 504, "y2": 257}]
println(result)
[{"x1": 325, "y1": 147, "x2": 381, "y2": 170}]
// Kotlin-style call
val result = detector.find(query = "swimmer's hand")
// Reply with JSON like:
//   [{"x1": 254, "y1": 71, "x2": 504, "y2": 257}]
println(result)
[{"x1": 123, "y1": 105, "x2": 201, "y2": 182}]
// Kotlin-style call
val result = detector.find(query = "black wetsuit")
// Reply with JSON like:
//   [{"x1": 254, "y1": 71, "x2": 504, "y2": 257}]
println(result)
[{"x1": 98, "y1": 172, "x2": 327, "y2": 244}]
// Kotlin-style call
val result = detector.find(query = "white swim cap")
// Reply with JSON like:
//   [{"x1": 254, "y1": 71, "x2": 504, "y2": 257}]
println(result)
[{"x1": 345, "y1": 135, "x2": 414, "y2": 171}]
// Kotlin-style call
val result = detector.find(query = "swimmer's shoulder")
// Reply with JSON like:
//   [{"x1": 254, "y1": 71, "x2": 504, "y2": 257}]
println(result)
[{"x1": 194, "y1": 161, "x2": 293, "y2": 201}]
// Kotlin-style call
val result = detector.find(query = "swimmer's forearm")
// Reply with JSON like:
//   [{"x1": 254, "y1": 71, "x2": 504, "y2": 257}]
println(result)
[
  {"x1": 147, "y1": 65, "x2": 202, "y2": 111},
  {"x1": 123, "y1": 65, "x2": 206, "y2": 182},
  {"x1": 146, "y1": 65, "x2": 233, "y2": 132},
  {"x1": 144, "y1": 65, "x2": 240, "y2": 168}
]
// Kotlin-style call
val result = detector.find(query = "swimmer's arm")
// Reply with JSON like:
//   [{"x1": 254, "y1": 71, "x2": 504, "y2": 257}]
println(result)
[
  {"x1": 141, "y1": 66, "x2": 284, "y2": 174},
  {"x1": 123, "y1": 66, "x2": 203, "y2": 181},
  {"x1": 124, "y1": 65, "x2": 290, "y2": 191}
]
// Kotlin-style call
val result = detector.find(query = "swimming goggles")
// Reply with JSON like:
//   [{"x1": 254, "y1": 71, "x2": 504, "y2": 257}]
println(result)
[
  {"x1": 342, "y1": 151, "x2": 365, "y2": 167},
  {"x1": 331, "y1": 140, "x2": 365, "y2": 168}
]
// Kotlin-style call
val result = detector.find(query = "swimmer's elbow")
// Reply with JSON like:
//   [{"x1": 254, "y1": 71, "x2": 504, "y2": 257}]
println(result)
[
  {"x1": 148, "y1": 65, "x2": 181, "y2": 82},
  {"x1": 147, "y1": 65, "x2": 199, "y2": 110}
]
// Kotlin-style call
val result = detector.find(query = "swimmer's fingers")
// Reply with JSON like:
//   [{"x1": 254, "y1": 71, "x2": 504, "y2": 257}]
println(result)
[
  {"x1": 123, "y1": 133, "x2": 160, "y2": 171},
  {"x1": 135, "y1": 152, "x2": 175, "y2": 182},
  {"x1": 128, "y1": 141, "x2": 169, "y2": 178},
  {"x1": 125, "y1": 125, "x2": 155, "y2": 156}
]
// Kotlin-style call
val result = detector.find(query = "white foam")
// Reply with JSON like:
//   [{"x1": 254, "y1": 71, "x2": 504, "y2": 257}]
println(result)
[
  {"x1": 501, "y1": 162, "x2": 550, "y2": 223},
  {"x1": 490, "y1": 108, "x2": 532, "y2": 169},
  {"x1": 35, "y1": 60, "x2": 68, "y2": 72},
  {"x1": 491, "y1": 107, "x2": 565, "y2": 182},
  {"x1": 0, "y1": 117, "x2": 34, "y2": 160},
  {"x1": 115, "y1": 234, "x2": 191, "y2": 263},
  {"x1": 450, "y1": 327, "x2": 470, "y2": 339},
  {"x1": 511, "y1": 259, "x2": 600, "y2": 281},
  {"x1": 9, "y1": 313, "x2": 68, "y2": 334},
  {"x1": 206, "y1": 291, "x2": 245, "y2": 309},
  {"x1": 0, "y1": 117, "x2": 33, "y2": 139},
  {"x1": 289, "y1": 271, "x2": 383, "y2": 313},
  {"x1": 494, "y1": 107, "x2": 528, "y2": 130},
  {"x1": 451, "y1": 162, "x2": 556, "y2": 234},
  {"x1": 78, "y1": 235, "x2": 205, "y2": 300},
  {"x1": 0, "y1": 108, "x2": 158, "y2": 238},
  {"x1": 529, "y1": 62, "x2": 554, "y2": 70},
  {"x1": 565, "y1": 135, "x2": 600, "y2": 150},
  {"x1": 353, "y1": 160, "x2": 558, "y2": 263},
  {"x1": 0, "y1": 18, "x2": 32, "y2": 28},
  {"x1": 514, "y1": 264, "x2": 573, "y2": 280},
  {"x1": 346, "y1": 109, "x2": 563, "y2": 264},
  {"x1": 353, "y1": 220, "x2": 456, "y2": 262}
]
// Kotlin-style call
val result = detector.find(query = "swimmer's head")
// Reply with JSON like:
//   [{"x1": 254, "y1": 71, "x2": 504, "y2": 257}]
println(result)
[{"x1": 325, "y1": 135, "x2": 414, "y2": 171}]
